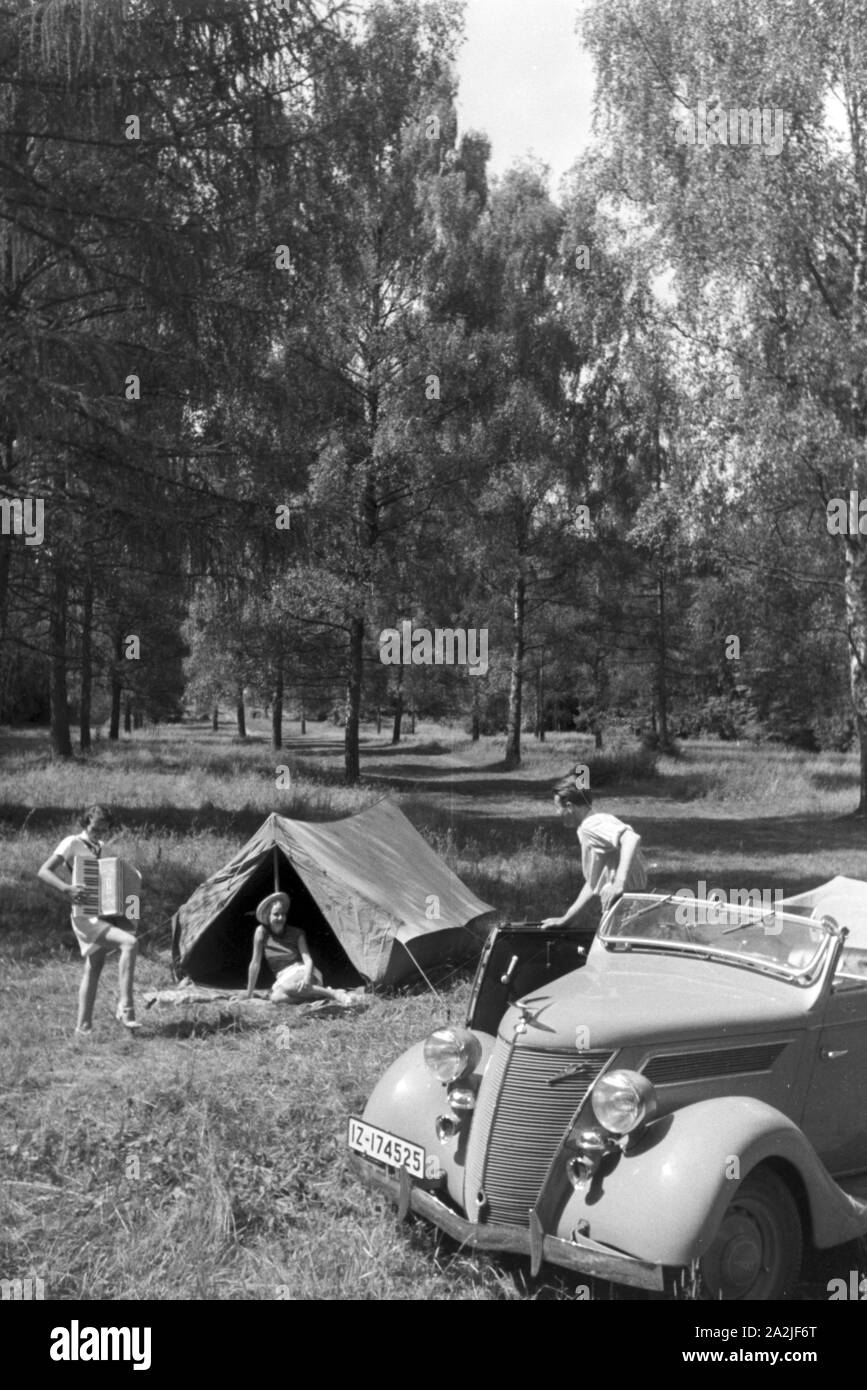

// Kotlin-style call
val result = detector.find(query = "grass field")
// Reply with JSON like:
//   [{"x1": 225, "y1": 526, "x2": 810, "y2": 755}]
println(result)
[{"x1": 2, "y1": 718, "x2": 867, "y2": 1301}]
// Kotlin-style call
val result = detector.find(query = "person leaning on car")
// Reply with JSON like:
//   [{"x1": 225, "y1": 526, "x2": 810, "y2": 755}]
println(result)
[{"x1": 541, "y1": 769, "x2": 647, "y2": 930}]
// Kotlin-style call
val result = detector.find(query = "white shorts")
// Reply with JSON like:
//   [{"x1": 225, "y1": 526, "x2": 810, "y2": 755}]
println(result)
[{"x1": 271, "y1": 964, "x2": 323, "y2": 999}]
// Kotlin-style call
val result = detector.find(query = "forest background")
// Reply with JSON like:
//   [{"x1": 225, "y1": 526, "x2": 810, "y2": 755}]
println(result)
[{"x1": 3, "y1": 0, "x2": 867, "y2": 808}]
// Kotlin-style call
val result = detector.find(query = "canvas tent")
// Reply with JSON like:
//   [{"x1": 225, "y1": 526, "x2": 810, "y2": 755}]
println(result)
[{"x1": 171, "y1": 800, "x2": 496, "y2": 988}]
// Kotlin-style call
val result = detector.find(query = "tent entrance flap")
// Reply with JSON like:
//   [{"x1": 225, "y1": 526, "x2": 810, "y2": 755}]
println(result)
[{"x1": 184, "y1": 850, "x2": 365, "y2": 990}]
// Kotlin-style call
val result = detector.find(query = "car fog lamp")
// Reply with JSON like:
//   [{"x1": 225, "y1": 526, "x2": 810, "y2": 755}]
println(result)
[
  {"x1": 435, "y1": 1115, "x2": 461, "y2": 1142},
  {"x1": 567, "y1": 1155, "x2": 597, "y2": 1190},
  {"x1": 423, "y1": 1026, "x2": 482, "y2": 1083},
  {"x1": 567, "y1": 1128, "x2": 615, "y2": 1189},
  {"x1": 447, "y1": 1083, "x2": 476, "y2": 1114},
  {"x1": 591, "y1": 1070, "x2": 657, "y2": 1136}
]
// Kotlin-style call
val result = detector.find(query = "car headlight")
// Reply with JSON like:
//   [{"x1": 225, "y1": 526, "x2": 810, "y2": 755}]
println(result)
[
  {"x1": 591, "y1": 1069, "x2": 657, "y2": 1135},
  {"x1": 423, "y1": 1026, "x2": 482, "y2": 1083}
]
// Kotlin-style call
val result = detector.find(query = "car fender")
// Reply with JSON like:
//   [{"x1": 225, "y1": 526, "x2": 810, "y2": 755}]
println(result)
[
  {"x1": 554, "y1": 1096, "x2": 867, "y2": 1267},
  {"x1": 361, "y1": 1034, "x2": 495, "y2": 1208}
]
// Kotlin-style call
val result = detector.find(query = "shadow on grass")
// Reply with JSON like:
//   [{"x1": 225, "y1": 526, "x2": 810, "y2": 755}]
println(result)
[
  {"x1": 642, "y1": 812, "x2": 867, "y2": 858},
  {"x1": 0, "y1": 801, "x2": 354, "y2": 837},
  {"x1": 618, "y1": 773, "x2": 718, "y2": 801},
  {"x1": 811, "y1": 770, "x2": 860, "y2": 792},
  {"x1": 0, "y1": 729, "x2": 50, "y2": 757},
  {"x1": 410, "y1": 802, "x2": 867, "y2": 872},
  {"x1": 364, "y1": 760, "x2": 697, "y2": 800},
  {"x1": 366, "y1": 768, "x2": 568, "y2": 797},
  {"x1": 150, "y1": 1013, "x2": 272, "y2": 1039},
  {"x1": 357, "y1": 739, "x2": 452, "y2": 757},
  {"x1": 434, "y1": 803, "x2": 867, "y2": 860}
]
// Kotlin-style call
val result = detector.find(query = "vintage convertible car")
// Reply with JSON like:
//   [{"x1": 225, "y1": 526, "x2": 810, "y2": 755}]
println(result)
[{"x1": 348, "y1": 882, "x2": 867, "y2": 1299}]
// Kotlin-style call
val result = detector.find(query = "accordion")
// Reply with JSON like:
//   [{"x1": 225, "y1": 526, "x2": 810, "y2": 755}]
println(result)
[{"x1": 72, "y1": 857, "x2": 142, "y2": 924}]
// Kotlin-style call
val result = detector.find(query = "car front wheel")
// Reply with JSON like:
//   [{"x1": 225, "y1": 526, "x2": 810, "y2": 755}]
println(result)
[{"x1": 699, "y1": 1167, "x2": 802, "y2": 1300}]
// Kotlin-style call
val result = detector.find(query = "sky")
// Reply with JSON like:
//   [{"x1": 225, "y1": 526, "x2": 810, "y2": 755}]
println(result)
[{"x1": 454, "y1": 0, "x2": 596, "y2": 189}]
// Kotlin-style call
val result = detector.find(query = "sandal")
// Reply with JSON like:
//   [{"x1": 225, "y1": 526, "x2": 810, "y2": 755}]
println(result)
[
  {"x1": 115, "y1": 1004, "x2": 141, "y2": 1031},
  {"x1": 337, "y1": 990, "x2": 366, "y2": 1008}
]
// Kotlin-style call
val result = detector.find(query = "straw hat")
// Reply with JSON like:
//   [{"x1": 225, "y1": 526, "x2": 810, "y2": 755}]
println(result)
[{"x1": 255, "y1": 891, "x2": 291, "y2": 926}]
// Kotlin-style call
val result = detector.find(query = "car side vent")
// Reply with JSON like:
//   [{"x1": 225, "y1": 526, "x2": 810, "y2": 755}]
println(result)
[{"x1": 643, "y1": 1042, "x2": 788, "y2": 1085}]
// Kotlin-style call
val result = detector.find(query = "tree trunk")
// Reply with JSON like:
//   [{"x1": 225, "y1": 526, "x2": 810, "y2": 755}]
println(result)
[
  {"x1": 650, "y1": 411, "x2": 674, "y2": 755},
  {"x1": 79, "y1": 568, "x2": 93, "y2": 752},
  {"x1": 109, "y1": 669, "x2": 122, "y2": 740},
  {"x1": 858, "y1": 712, "x2": 867, "y2": 815},
  {"x1": 376, "y1": 705, "x2": 381, "y2": 734},
  {"x1": 0, "y1": 531, "x2": 11, "y2": 698},
  {"x1": 391, "y1": 666, "x2": 403, "y2": 745},
  {"x1": 592, "y1": 582, "x2": 607, "y2": 752},
  {"x1": 410, "y1": 705, "x2": 416, "y2": 735},
  {"x1": 272, "y1": 666, "x2": 283, "y2": 750},
  {"x1": 534, "y1": 660, "x2": 544, "y2": 741},
  {"x1": 0, "y1": 437, "x2": 13, "y2": 716},
  {"x1": 344, "y1": 454, "x2": 378, "y2": 784},
  {"x1": 124, "y1": 698, "x2": 132, "y2": 734},
  {"x1": 212, "y1": 703, "x2": 219, "y2": 732},
  {"x1": 236, "y1": 684, "x2": 246, "y2": 739},
  {"x1": 49, "y1": 560, "x2": 73, "y2": 758},
  {"x1": 300, "y1": 699, "x2": 306, "y2": 736},
  {"x1": 133, "y1": 710, "x2": 143, "y2": 730},
  {"x1": 345, "y1": 615, "x2": 363, "y2": 781},
  {"x1": 504, "y1": 573, "x2": 525, "y2": 769},
  {"x1": 471, "y1": 680, "x2": 480, "y2": 742},
  {"x1": 844, "y1": 249, "x2": 867, "y2": 814},
  {"x1": 656, "y1": 566, "x2": 672, "y2": 752},
  {"x1": 845, "y1": 528, "x2": 867, "y2": 814}
]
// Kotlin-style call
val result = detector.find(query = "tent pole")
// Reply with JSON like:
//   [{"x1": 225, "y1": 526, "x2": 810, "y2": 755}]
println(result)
[{"x1": 273, "y1": 846, "x2": 279, "y2": 893}]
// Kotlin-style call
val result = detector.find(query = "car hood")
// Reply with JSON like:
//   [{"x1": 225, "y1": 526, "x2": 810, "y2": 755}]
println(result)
[{"x1": 501, "y1": 947, "x2": 817, "y2": 1051}]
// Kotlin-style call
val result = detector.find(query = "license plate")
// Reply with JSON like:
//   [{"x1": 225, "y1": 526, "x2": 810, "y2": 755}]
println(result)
[{"x1": 348, "y1": 1117, "x2": 425, "y2": 1178}]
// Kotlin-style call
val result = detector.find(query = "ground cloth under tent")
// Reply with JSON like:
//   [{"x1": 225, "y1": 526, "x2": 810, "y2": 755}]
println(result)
[
  {"x1": 142, "y1": 984, "x2": 367, "y2": 1021},
  {"x1": 171, "y1": 799, "x2": 496, "y2": 989}
]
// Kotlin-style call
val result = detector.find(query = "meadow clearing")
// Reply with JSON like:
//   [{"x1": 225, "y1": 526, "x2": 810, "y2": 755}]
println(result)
[{"x1": 2, "y1": 719, "x2": 867, "y2": 1301}]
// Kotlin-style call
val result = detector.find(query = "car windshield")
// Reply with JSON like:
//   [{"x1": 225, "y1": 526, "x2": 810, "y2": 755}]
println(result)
[{"x1": 600, "y1": 894, "x2": 837, "y2": 982}]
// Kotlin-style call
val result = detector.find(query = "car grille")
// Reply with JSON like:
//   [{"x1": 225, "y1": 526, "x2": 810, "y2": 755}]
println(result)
[{"x1": 464, "y1": 1038, "x2": 614, "y2": 1228}]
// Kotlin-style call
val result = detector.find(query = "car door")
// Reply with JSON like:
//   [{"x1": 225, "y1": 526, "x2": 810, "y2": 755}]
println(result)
[{"x1": 800, "y1": 977, "x2": 867, "y2": 1176}]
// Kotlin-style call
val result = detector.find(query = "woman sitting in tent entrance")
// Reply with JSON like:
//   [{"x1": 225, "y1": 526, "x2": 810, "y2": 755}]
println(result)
[{"x1": 245, "y1": 892, "x2": 359, "y2": 1007}]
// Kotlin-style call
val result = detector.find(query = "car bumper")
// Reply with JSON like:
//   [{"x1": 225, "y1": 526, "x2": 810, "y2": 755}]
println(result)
[{"x1": 349, "y1": 1153, "x2": 667, "y2": 1292}]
